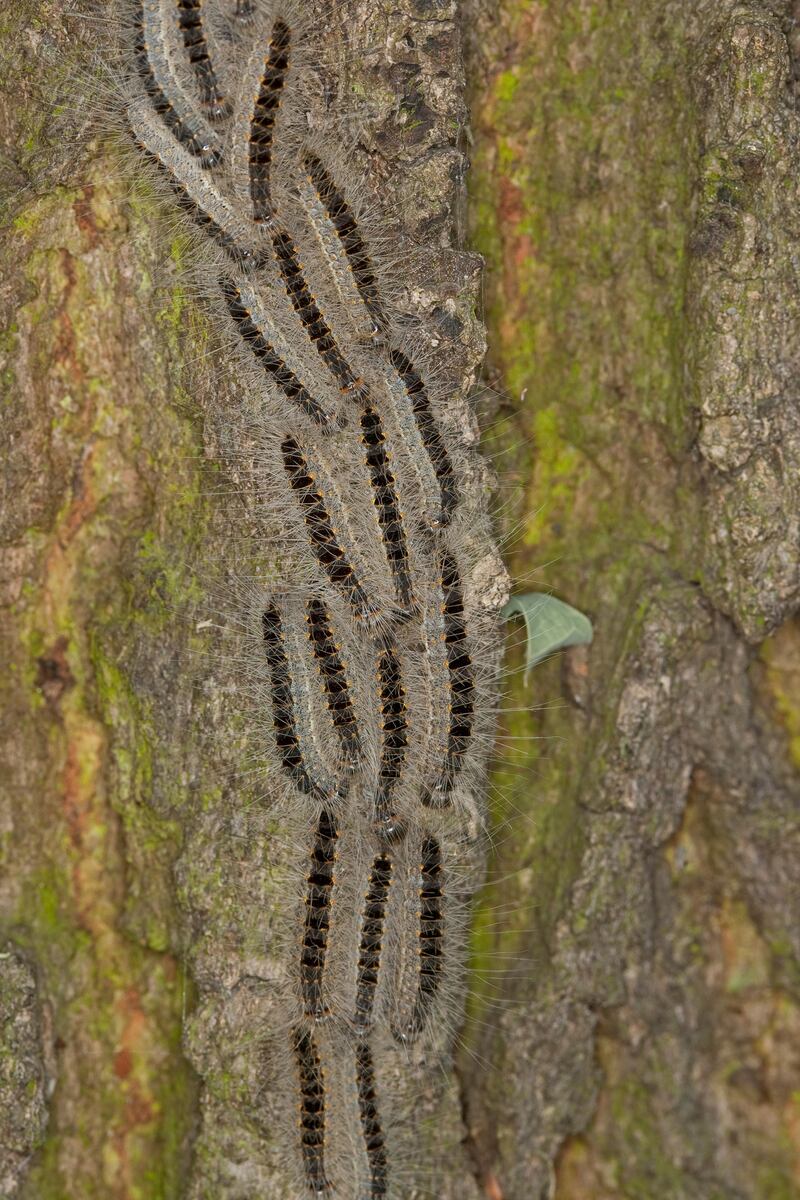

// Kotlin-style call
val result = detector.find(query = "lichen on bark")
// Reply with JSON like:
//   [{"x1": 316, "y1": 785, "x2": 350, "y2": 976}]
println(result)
[{"x1": 0, "y1": 947, "x2": 49, "y2": 1196}]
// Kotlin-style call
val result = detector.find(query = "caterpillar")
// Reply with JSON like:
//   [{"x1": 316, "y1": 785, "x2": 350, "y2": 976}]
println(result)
[
  {"x1": 104, "y1": 0, "x2": 509, "y2": 1192},
  {"x1": 359, "y1": 403, "x2": 415, "y2": 614},
  {"x1": 370, "y1": 643, "x2": 410, "y2": 842},
  {"x1": 354, "y1": 1040, "x2": 389, "y2": 1197},
  {"x1": 296, "y1": 149, "x2": 388, "y2": 340},
  {"x1": 300, "y1": 808, "x2": 339, "y2": 1020},
  {"x1": 305, "y1": 595, "x2": 362, "y2": 770},
  {"x1": 174, "y1": 0, "x2": 231, "y2": 120},
  {"x1": 354, "y1": 852, "x2": 393, "y2": 1031},
  {"x1": 400, "y1": 834, "x2": 445, "y2": 1043},
  {"x1": 261, "y1": 602, "x2": 319, "y2": 796},
  {"x1": 280, "y1": 435, "x2": 381, "y2": 622},
  {"x1": 291, "y1": 1026, "x2": 330, "y2": 1193},
  {"x1": 127, "y1": 98, "x2": 269, "y2": 262}
]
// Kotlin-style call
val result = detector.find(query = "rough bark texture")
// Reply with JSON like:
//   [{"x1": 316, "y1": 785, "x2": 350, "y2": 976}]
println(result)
[
  {"x1": 464, "y1": 2, "x2": 800, "y2": 1198},
  {"x1": 0, "y1": 2, "x2": 798, "y2": 1200}
]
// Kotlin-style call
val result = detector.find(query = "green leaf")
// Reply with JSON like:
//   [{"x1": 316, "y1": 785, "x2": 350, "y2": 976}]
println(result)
[{"x1": 501, "y1": 592, "x2": 593, "y2": 683}]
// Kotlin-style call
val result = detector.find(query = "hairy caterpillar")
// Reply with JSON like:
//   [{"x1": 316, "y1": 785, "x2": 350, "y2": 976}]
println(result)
[
  {"x1": 353, "y1": 852, "x2": 393, "y2": 1030},
  {"x1": 296, "y1": 151, "x2": 388, "y2": 340},
  {"x1": 370, "y1": 644, "x2": 409, "y2": 842},
  {"x1": 292, "y1": 1026, "x2": 330, "y2": 1192},
  {"x1": 174, "y1": 0, "x2": 231, "y2": 120},
  {"x1": 101, "y1": 0, "x2": 509, "y2": 1193},
  {"x1": 261, "y1": 603, "x2": 321, "y2": 797},
  {"x1": 221, "y1": 276, "x2": 340, "y2": 428}
]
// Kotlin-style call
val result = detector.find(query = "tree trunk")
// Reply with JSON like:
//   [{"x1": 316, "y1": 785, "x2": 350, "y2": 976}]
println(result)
[
  {"x1": 462, "y1": 2, "x2": 800, "y2": 1197},
  {"x1": 1, "y1": 2, "x2": 798, "y2": 1200}
]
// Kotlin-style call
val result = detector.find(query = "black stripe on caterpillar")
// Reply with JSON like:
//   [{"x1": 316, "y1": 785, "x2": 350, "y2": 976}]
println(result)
[
  {"x1": 299, "y1": 149, "x2": 388, "y2": 340},
  {"x1": 371, "y1": 354, "x2": 449, "y2": 534},
  {"x1": 371, "y1": 644, "x2": 409, "y2": 844},
  {"x1": 388, "y1": 348, "x2": 458, "y2": 527},
  {"x1": 353, "y1": 853, "x2": 393, "y2": 1032},
  {"x1": 261, "y1": 603, "x2": 318, "y2": 796},
  {"x1": 416, "y1": 836, "x2": 445, "y2": 1022},
  {"x1": 359, "y1": 405, "x2": 414, "y2": 615},
  {"x1": 247, "y1": 17, "x2": 291, "y2": 223},
  {"x1": 300, "y1": 809, "x2": 339, "y2": 1020},
  {"x1": 174, "y1": 0, "x2": 231, "y2": 120},
  {"x1": 291, "y1": 1026, "x2": 331, "y2": 1196},
  {"x1": 281, "y1": 604, "x2": 351, "y2": 804},
  {"x1": 354, "y1": 1041, "x2": 389, "y2": 1198},
  {"x1": 280, "y1": 436, "x2": 375, "y2": 622},
  {"x1": 304, "y1": 596, "x2": 362, "y2": 771},
  {"x1": 271, "y1": 226, "x2": 363, "y2": 394},
  {"x1": 422, "y1": 551, "x2": 475, "y2": 809}
]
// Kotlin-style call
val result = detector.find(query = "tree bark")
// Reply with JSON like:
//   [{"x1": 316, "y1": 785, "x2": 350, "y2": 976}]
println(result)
[
  {"x1": 462, "y1": 2, "x2": 800, "y2": 1198},
  {"x1": 1, "y1": 2, "x2": 799, "y2": 1199}
]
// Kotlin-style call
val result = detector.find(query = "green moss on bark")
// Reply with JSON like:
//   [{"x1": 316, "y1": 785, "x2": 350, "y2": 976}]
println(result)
[{"x1": 463, "y1": 0, "x2": 800, "y2": 1194}]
